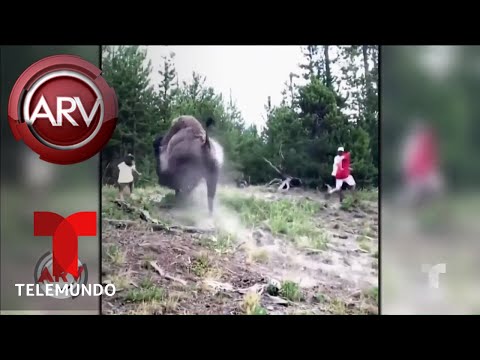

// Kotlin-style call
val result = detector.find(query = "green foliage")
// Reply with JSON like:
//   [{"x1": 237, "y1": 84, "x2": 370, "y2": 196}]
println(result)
[
  {"x1": 280, "y1": 280, "x2": 303, "y2": 302},
  {"x1": 101, "y1": 46, "x2": 378, "y2": 189},
  {"x1": 219, "y1": 192, "x2": 327, "y2": 249}
]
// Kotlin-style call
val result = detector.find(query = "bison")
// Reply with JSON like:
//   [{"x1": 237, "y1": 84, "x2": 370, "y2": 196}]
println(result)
[{"x1": 153, "y1": 115, "x2": 224, "y2": 215}]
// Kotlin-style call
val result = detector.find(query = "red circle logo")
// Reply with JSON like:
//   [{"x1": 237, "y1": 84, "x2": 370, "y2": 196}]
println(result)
[{"x1": 8, "y1": 55, "x2": 118, "y2": 165}]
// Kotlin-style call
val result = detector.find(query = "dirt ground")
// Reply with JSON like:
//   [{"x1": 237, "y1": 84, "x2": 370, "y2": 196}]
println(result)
[{"x1": 102, "y1": 185, "x2": 378, "y2": 315}]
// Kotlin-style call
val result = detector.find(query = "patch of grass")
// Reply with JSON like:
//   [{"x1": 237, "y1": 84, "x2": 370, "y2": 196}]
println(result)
[
  {"x1": 139, "y1": 277, "x2": 155, "y2": 289},
  {"x1": 204, "y1": 267, "x2": 223, "y2": 281},
  {"x1": 192, "y1": 254, "x2": 212, "y2": 277},
  {"x1": 340, "y1": 190, "x2": 378, "y2": 212},
  {"x1": 355, "y1": 189, "x2": 378, "y2": 202},
  {"x1": 128, "y1": 301, "x2": 163, "y2": 315},
  {"x1": 217, "y1": 231, "x2": 236, "y2": 247},
  {"x1": 241, "y1": 291, "x2": 268, "y2": 315},
  {"x1": 102, "y1": 186, "x2": 134, "y2": 220},
  {"x1": 104, "y1": 244, "x2": 125, "y2": 265},
  {"x1": 102, "y1": 185, "x2": 167, "y2": 221},
  {"x1": 220, "y1": 194, "x2": 326, "y2": 248},
  {"x1": 363, "y1": 287, "x2": 378, "y2": 304},
  {"x1": 102, "y1": 185, "x2": 118, "y2": 202},
  {"x1": 328, "y1": 299, "x2": 348, "y2": 314},
  {"x1": 102, "y1": 201, "x2": 129, "y2": 220},
  {"x1": 314, "y1": 293, "x2": 328, "y2": 303},
  {"x1": 125, "y1": 286, "x2": 165, "y2": 303},
  {"x1": 128, "y1": 290, "x2": 180, "y2": 315},
  {"x1": 168, "y1": 290, "x2": 190, "y2": 302},
  {"x1": 250, "y1": 249, "x2": 269, "y2": 263},
  {"x1": 280, "y1": 281, "x2": 302, "y2": 302},
  {"x1": 340, "y1": 194, "x2": 357, "y2": 211},
  {"x1": 308, "y1": 231, "x2": 329, "y2": 250},
  {"x1": 107, "y1": 273, "x2": 131, "y2": 291},
  {"x1": 205, "y1": 231, "x2": 236, "y2": 254},
  {"x1": 162, "y1": 294, "x2": 180, "y2": 313}
]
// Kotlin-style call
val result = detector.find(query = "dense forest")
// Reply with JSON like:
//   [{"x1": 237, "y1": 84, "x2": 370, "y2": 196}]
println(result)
[{"x1": 101, "y1": 45, "x2": 378, "y2": 189}]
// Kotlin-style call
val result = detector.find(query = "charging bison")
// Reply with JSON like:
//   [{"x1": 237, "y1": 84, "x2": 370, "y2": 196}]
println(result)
[{"x1": 153, "y1": 116, "x2": 224, "y2": 215}]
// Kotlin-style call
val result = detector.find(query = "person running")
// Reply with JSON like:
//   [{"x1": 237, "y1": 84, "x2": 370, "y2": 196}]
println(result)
[
  {"x1": 326, "y1": 146, "x2": 356, "y2": 201},
  {"x1": 117, "y1": 154, "x2": 141, "y2": 201},
  {"x1": 400, "y1": 121, "x2": 443, "y2": 207}
]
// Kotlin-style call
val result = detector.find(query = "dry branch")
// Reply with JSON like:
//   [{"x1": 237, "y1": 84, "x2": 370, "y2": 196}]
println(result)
[
  {"x1": 262, "y1": 157, "x2": 283, "y2": 176},
  {"x1": 109, "y1": 200, "x2": 214, "y2": 234},
  {"x1": 149, "y1": 260, "x2": 187, "y2": 286},
  {"x1": 278, "y1": 177, "x2": 292, "y2": 191},
  {"x1": 266, "y1": 178, "x2": 282, "y2": 186},
  {"x1": 262, "y1": 157, "x2": 302, "y2": 191},
  {"x1": 266, "y1": 294, "x2": 290, "y2": 306},
  {"x1": 104, "y1": 218, "x2": 214, "y2": 234},
  {"x1": 104, "y1": 218, "x2": 166, "y2": 231},
  {"x1": 279, "y1": 144, "x2": 285, "y2": 160}
]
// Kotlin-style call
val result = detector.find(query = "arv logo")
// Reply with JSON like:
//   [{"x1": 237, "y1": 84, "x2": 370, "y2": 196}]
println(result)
[
  {"x1": 8, "y1": 55, "x2": 118, "y2": 165},
  {"x1": 29, "y1": 95, "x2": 102, "y2": 127}
]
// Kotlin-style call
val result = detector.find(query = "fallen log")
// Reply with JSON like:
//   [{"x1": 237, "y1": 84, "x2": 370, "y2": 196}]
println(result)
[
  {"x1": 262, "y1": 157, "x2": 302, "y2": 191},
  {"x1": 278, "y1": 177, "x2": 292, "y2": 191},
  {"x1": 104, "y1": 218, "x2": 214, "y2": 234},
  {"x1": 109, "y1": 200, "x2": 214, "y2": 234},
  {"x1": 266, "y1": 178, "x2": 282, "y2": 186},
  {"x1": 149, "y1": 260, "x2": 188, "y2": 286}
]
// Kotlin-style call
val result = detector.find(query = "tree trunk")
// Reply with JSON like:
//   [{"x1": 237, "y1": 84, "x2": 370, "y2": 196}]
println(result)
[
  {"x1": 371, "y1": 47, "x2": 378, "y2": 81},
  {"x1": 132, "y1": 114, "x2": 136, "y2": 156},
  {"x1": 324, "y1": 46, "x2": 332, "y2": 89},
  {"x1": 362, "y1": 45, "x2": 372, "y2": 98}
]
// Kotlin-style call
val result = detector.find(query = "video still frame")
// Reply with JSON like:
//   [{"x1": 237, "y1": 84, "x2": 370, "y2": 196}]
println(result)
[{"x1": 100, "y1": 46, "x2": 379, "y2": 315}]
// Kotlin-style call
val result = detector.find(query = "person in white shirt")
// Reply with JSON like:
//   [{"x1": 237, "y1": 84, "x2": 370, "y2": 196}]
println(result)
[
  {"x1": 327, "y1": 146, "x2": 344, "y2": 191},
  {"x1": 331, "y1": 148, "x2": 344, "y2": 177},
  {"x1": 326, "y1": 146, "x2": 356, "y2": 200},
  {"x1": 117, "y1": 154, "x2": 141, "y2": 200}
]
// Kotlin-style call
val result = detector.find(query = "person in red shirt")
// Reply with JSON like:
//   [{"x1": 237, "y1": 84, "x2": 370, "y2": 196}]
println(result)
[
  {"x1": 400, "y1": 121, "x2": 443, "y2": 206},
  {"x1": 327, "y1": 146, "x2": 356, "y2": 202}
]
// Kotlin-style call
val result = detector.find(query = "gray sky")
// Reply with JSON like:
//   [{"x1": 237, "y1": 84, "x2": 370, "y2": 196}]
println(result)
[
  {"x1": 145, "y1": 46, "x2": 366, "y2": 129},
  {"x1": 146, "y1": 46, "x2": 306, "y2": 129}
]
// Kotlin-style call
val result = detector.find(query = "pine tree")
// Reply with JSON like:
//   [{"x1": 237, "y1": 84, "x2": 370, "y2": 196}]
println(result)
[{"x1": 101, "y1": 45, "x2": 379, "y2": 189}]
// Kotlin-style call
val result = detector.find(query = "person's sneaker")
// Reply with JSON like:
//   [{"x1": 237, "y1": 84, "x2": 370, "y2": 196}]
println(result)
[{"x1": 326, "y1": 184, "x2": 333, "y2": 194}]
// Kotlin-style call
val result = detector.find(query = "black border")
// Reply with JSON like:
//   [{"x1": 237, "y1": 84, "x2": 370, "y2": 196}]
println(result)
[
  {"x1": 3, "y1": 314, "x2": 478, "y2": 344},
  {"x1": 377, "y1": 45, "x2": 382, "y2": 314},
  {"x1": 1, "y1": 14, "x2": 479, "y2": 45}
]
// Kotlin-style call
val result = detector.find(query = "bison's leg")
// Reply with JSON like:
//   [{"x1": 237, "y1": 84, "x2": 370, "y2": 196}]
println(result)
[
  {"x1": 175, "y1": 189, "x2": 189, "y2": 208},
  {"x1": 206, "y1": 167, "x2": 219, "y2": 216},
  {"x1": 175, "y1": 189, "x2": 193, "y2": 210},
  {"x1": 174, "y1": 178, "x2": 198, "y2": 210}
]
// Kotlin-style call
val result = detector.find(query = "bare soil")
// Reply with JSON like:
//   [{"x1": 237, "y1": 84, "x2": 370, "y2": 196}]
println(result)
[{"x1": 102, "y1": 186, "x2": 378, "y2": 315}]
